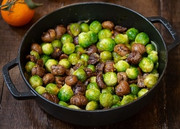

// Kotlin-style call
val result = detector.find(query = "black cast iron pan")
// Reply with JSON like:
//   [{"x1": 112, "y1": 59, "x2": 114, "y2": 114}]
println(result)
[{"x1": 2, "y1": 2, "x2": 180, "y2": 126}]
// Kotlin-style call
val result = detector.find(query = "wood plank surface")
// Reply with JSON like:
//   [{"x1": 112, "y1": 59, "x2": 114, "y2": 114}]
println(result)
[{"x1": 0, "y1": 0, "x2": 179, "y2": 129}]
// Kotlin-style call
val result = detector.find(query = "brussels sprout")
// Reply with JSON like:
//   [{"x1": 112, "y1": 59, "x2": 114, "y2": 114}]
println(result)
[
  {"x1": 41, "y1": 55, "x2": 50, "y2": 64},
  {"x1": 68, "y1": 105, "x2": 81, "y2": 109},
  {"x1": 114, "y1": 34, "x2": 129, "y2": 44},
  {"x1": 88, "y1": 31, "x2": 98, "y2": 44},
  {"x1": 70, "y1": 23, "x2": 81, "y2": 36},
  {"x1": 90, "y1": 76, "x2": 96, "y2": 83},
  {"x1": 138, "y1": 88, "x2": 148, "y2": 97},
  {"x1": 97, "y1": 38, "x2": 116, "y2": 52},
  {"x1": 77, "y1": 59, "x2": 87, "y2": 67},
  {"x1": 120, "y1": 95, "x2": 134, "y2": 106},
  {"x1": 111, "y1": 102, "x2": 121, "y2": 108},
  {"x1": 146, "y1": 44, "x2": 156, "y2": 54},
  {"x1": 144, "y1": 74, "x2": 158, "y2": 88},
  {"x1": 99, "y1": 93, "x2": 113, "y2": 108},
  {"x1": 80, "y1": 23, "x2": 89, "y2": 32},
  {"x1": 139, "y1": 57, "x2": 154, "y2": 72},
  {"x1": 112, "y1": 95, "x2": 120, "y2": 105},
  {"x1": 29, "y1": 75, "x2": 43, "y2": 89},
  {"x1": 112, "y1": 52, "x2": 122, "y2": 63},
  {"x1": 86, "y1": 88, "x2": 100, "y2": 101},
  {"x1": 98, "y1": 29, "x2": 112, "y2": 40},
  {"x1": 151, "y1": 69, "x2": 158, "y2": 74},
  {"x1": 135, "y1": 32, "x2": 149, "y2": 45},
  {"x1": 45, "y1": 59, "x2": 58, "y2": 72},
  {"x1": 103, "y1": 72, "x2": 117, "y2": 86},
  {"x1": 78, "y1": 32, "x2": 92, "y2": 48},
  {"x1": 52, "y1": 40, "x2": 62, "y2": 48},
  {"x1": 30, "y1": 50, "x2": 40, "y2": 59},
  {"x1": 62, "y1": 42, "x2": 75, "y2": 55},
  {"x1": 58, "y1": 84, "x2": 74, "y2": 102},
  {"x1": 25, "y1": 61, "x2": 35, "y2": 72},
  {"x1": 102, "y1": 87, "x2": 114, "y2": 94},
  {"x1": 61, "y1": 34, "x2": 73, "y2": 44},
  {"x1": 73, "y1": 68, "x2": 87, "y2": 82},
  {"x1": 59, "y1": 101, "x2": 69, "y2": 107},
  {"x1": 46, "y1": 83, "x2": 59, "y2": 95},
  {"x1": 126, "y1": 67, "x2": 139, "y2": 79},
  {"x1": 155, "y1": 62, "x2": 159, "y2": 69},
  {"x1": 80, "y1": 54, "x2": 89, "y2": 62},
  {"x1": 68, "y1": 53, "x2": 79, "y2": 65},
  {"x1": 41, "y1": 43, "x2": 54, "y2": 55},
  {"x1": 87, "y1": 65, "x2": 95, "y2": 72},
  {"x1": 87, "y1": 82, "x2": 100, "y2": 90},
  {"x1": 148, "y1": 50, "x2": 158, "y2": 63},
  {"x1": 59, "y1": 58, "x2": 71, "y2": 69},
  {"x1": 126, "y1": 28, "x2": 139, "y2": 40},
  {"x1": 100, "y1": 51, "x2": 112, "y2": 62},
  {"x1": 86, "y1": 101, "x2": 98, "y2": 110},
  {"x1": 130, "y1": 84, "x2": 140, "y2": 95},
  {"x1": 89, "y1": 20, "x2": 102, "y2": 33},
  {"x1": 114, "y1": 60, "x2": 130, "y2": 72},
  {"x1": 75, "y1": 45, "x2": 86, "y2": 53},
  {"x1": 35, "y1": 86, "x2": 46, "y2": 95}
]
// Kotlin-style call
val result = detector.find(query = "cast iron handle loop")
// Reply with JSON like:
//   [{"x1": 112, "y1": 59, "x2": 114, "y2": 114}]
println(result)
[
  {"x1": 2, "y1": 58, "x2": 36, "y2": 100},
  {"x1": 147, "y1": 16, "x2": 180, "y2": 51}
]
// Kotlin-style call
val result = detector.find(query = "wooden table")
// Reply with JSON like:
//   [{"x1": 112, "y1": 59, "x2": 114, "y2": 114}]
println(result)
[{"x1": 0, "y1": 0, "x2": 180, "y2": 128}]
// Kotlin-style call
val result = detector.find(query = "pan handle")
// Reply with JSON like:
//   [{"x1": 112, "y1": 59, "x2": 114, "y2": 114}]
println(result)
[
  {"x1": 147, "y1": 16, "x2": 180, "y2": 51},
  {"x1": 2, "y1": 58, "x2": 36, "y2": 100}
]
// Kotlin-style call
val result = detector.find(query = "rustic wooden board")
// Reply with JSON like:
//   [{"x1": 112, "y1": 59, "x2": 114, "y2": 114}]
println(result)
[{"x1": 0, "y1": 0, "x2": 179, "y2": 128}]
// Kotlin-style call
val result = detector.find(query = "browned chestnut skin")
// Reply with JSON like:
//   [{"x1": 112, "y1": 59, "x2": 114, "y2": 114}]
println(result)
[
  {"x1": 114, "y1": 44, "x2": 130, "y2": 56},
  {"x1": 104, "y1": 61, "x2": 115, "y2": 73},
  {"x1": 55, "y1": 76, "x2": 65, "y2": 87},
  {"x1": 114, "y1": 25, "x2": 127, "y2": 33},
  {"x1": 74, "y1": 36, "x2": 79, "y2": 45},
  {"x1": 88, "y1": 53, "x2": 100, "y2": 65},
  {"x1": 70, "y1": 94, "x2": 88, "y2": 107},
  {"x1": 137, "y1": 74, "x2": 148, "y2": 88},
  {"x1": 65, "y1": 75, "x2": 78, "y2": 86},
  {"x1": 73, "y1": 81, "x2": 86, "y2": 95},
  {"x1": 43, "y1": 73, "x2": 55, "y2": 85},
  {"x1": 131, "y1": 43, "x2": 146, "y2": 54},
  {"x1": 31, "y1": 65, "x2": 45, "y2": 77},
  {"x1": 26, "y1": 55, "x2": 37, "y2": 62},
  {"x1": 36, "y1": 59, "x2": 44, "y2": 67},
  {"x1": 117, "y1": 72, "x2": 128, "y2": 83},
  {"x1": 96, "y1": 72, "x2": 106, "y2": 89},
  {"x1": 41, "y1": 29, "x2": 56, "y2": 42},
  {"x1": 84, "y1": 68, "x2": 96, "y2": 78},
  {"x1": 87, "y1": 45, "x2": 98, "y2": 55},
  {"x1": 115, "y1": 81, "x2": 130, "y2": 96},
  {"x1": 67, "y1": 24, "x2": 73, "y2": 36},
  {"x1": 51, "y1": 48, "x2": 62, "y2": 59},
  {"x1": 126, "y1": 51, "x2": 142, "y2": 65},
  {"x1": 51, "y1": 65, "x2": 66, "y2": 76},
  {"x1": 31, "y1": 43, "x2": 42, "y2": 54},
  {"x1": 42, "y1": 92, "x2": 59, "y2": 104},
  {"x1": 59, "y1": 54, "x2": 68, "y2": 60},
  {"x1": 102, "y1": 21, "x2": 114, "y2": 30},
  {"x1": 96, "y1": 62, "x2": 105, "y2": 72},
  {"x1": 55, "y1": 25, "x2": 66, "y2": 39},
  {"x1": 73, "y1": 63, "x2": 82, "y2": 71}
]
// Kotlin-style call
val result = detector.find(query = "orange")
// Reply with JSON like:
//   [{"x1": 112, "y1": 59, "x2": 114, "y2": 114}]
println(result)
[{"x1": 1, "y1": 0, "x2": 35, "y2": 26}]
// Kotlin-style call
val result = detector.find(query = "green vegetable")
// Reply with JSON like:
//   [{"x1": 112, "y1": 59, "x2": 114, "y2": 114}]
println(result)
[
  {"x1": 97, "y1": 38, "x2": 116, "y2": 52},
  {"x1": 130, "y1": 84, "x2": 140, "y2": 95},
  {"x1": 99, "y1": 93, "x2": 113, "y2": 108},
  {"x1": 102, "y1": 87, "x2": 114, "y2": 94},
  {"x1": 59, "y1": 58, "x2": 71, "y2": 69},
  {"x1": 59, "y1": 101, "x2": 69, "y2": 107},
  {"x1": 126, "y1": 28, "x2": 139, "y2": 40},
  {"x1": 75, "y1": 45, "x2": 86, "y2": 53},
  {"x1": 114, "y1": 60, "x2": 130, "y2": 72},
  {"x1": 100, "y1": 51, "x2": 112, "y2": 62},
  {"x1": 98, "y1": 29, "x2": 112, "y2": 40},
  {"x1": 62, "y1": 42, "x2": 75, "y2": 55},
  {"x1": 45, "y1": 59, "x2": 58, "y2": 72},
  {"x1": 29, "y1": 75, "x2": 43, "y2": 89},
  {"x1": 138, "y1": 88, "x2": 148, "y2": 97},
  {"x1": 30, "y1": 50, "x2": 40, "y2": 59},
  {"x1": 68, "y1": 53, "x2": 79, "y2": 65},
  {"x1": 78, "y1": 32, "x2": 91, "y2": 48},
  {"x1": 46, "y1": 83, "x2": 59, "y2": 95},
  {"x1": 90, "y1": 76, "x2": 96, "y2": 83},
  {"x1": 86, "y1": 101, "x2": 98, "y2": 110},
  {"x1": 87, "y1": 64, "x2": 95, "y2": 72},
  {"x1": 58, "y1": 85, "x2": 74, "y2": 102},
  {"x1": 103, "y1": 72, "x2": 117, "y2": 86},
  {"x1": 70, "y1": 23, "x2": 81, "y2": 36},
  {"x1": 61, "y1": 34, "x2": 73, "y2": 44},
  {"x1": 146, "y1": 44, "x2": 155, "y2": 54},
  {"x1": 126, "y1": 67, "x2": 139, "y2": 79},
  {"x1": 41, "y1": 43, "x2": 54, "y2": 55},
  {"x1": 73, "y1": 68, "x2": 87, "y2": 82},
  {"x1": 112, "y1": 95, "x2": 120, "y2": 105},
  {"x1": 112, "y1": 52, "x2": 122, "y2": 63},
  {"x1": 89, "y1": 20, "x2": 102, "y2": 33},
  {"x1": 85, "y1": 88, "x2": 100, "y2": 101},
  {"x1": 35, "y1": 86, "x2": 46, "y2": 95},
  {"x1": 87, "y1": 82, "x2": 99, "y2": 90},
  {"x1": 41, "y1": 55, "x2": 50, "y2": 64},
  {"x1": 144, "y1": 74, "x2": 158, "y2": 88},
  {"x1": 135, "y1": 32, "x2": 149, "y2": 45},
  {"x1": 68, "y1": 105, "x2": 81, "y2": 109},
  {"x1": 25, "y1": 61, "x2": 35, "y2": 72},
  {"x1": 80, "y1": 23, "x2": 89, "y2": 32},
  {"x1": 120, "y1": 95, "x2": 134, "y2": 106},
  {"x1": 148, "y1": 50, "x2": 158, "y2": 63},
  {"x1": 139, "y1": 57, "x2": 154, "y2": 72},
  {"x1": 114, "y1": 34, "x2": 129, "y2": 44},
  {"x1": 52, "y1": 40, "x2": 62, "y2": 48},
  {"x1": 80, "y1": 54, "x2": 89, "y2": 62}
]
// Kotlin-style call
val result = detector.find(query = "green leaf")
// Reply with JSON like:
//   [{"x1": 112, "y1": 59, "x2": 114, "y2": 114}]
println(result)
[{"x1": 24, "y1": 0, "x2": 43, "y2": 9}]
